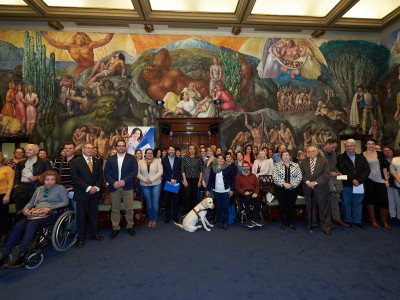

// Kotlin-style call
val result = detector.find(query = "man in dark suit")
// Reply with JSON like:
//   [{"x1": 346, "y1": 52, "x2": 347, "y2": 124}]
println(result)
[
  {"x1": 104, "y1": 139, "x2": 138, "y2": 239},
  {"x1": 161, "y1": 145, "x2": 182, "y2": 223},
  {"x1": 71, "y1": 143, "x2": 104, "y2": 248},
  {"x1": 300, "y1": 146, "x2": 331, "y2": 235},
  {"x1": 337, "y1": 139, "x2": 370, "y2": 228}
]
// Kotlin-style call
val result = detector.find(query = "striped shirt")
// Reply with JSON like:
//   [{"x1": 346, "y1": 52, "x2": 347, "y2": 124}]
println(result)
[{"x1": 53, "y1": 156, "x2": 76, "y2": 189}]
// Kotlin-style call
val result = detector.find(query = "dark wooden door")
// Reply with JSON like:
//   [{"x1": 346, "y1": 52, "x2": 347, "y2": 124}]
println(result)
[{"x1": 157, "y1": 118, "x2": 222, "y2": 152}]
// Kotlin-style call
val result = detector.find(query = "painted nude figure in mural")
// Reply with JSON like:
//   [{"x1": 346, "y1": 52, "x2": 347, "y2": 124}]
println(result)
[
  {"x1": 209, "y1": 58, "x2": 222, "y2": 95},
  {"x1": 258, "y1": 38, "x2": 326, "y2": 80},
  {"x1": 279, "y1": 123, "x2": 296, "y2": 151},
  {"x1": 1, "y1": 81, "x2": 16, "y2": 117},
  {"x1": 269, "y1": 124, "x2": 281, "y2": 148},
  {"x1": 315, "y1": 89, "x2": 349, "y2": 125},
  {"x1": 360, "y1": 87, "x2": 377, "y2": 134},
  {"x1": 271, "y1": 39, "x2": 308, "y2": 78},
  {"x1": 213, "y1": 82, "x2": 235, "y2": 110},
  {"x1": 14, "y1": 83, "x2": 26, "y2": 132},
  {"x1": 193, "y1": 96, "x2": 216, "y2": 118},
  {"x1": 244, "y1": 113, "x2": 264, "y2": 147},
  {"x1": 87, "y1": 52, "x2": 127, "y2": 85},
  {"x1": 349, "y1": 84, "x2": 363, "y2": 130},
  {"x1": 66, "y1": 87, "x2": 96, "y2": 114},
  {"x1": 94, "y1": 129, "x2": 109, "y2": 160},
  {"x1": 0, "y1": 114, "x2": 21, "y2": 135},
  {"x1": 230, "y1": 131, "x2": 252, "y2": 152},
  {"x1": 41, "y1": 32, "x2": 114, "y2": 76},
  {"x1": 140, "y1": 48, "x2": 209, "y2": 102},
  {"x1": 73, "y1": 126, "x2": 88, "y2": 152},
  {"x1": 24, "y1": 84, "x2": 38, "y2": 135}
]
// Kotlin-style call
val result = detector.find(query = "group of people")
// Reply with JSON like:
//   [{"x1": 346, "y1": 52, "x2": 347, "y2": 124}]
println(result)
[
  {"x1": 0, "y1": 81, "x2": 39, "y2": 135},
  {"x1": 1, "y1": 136, "x2": 400, "y2": 269}
]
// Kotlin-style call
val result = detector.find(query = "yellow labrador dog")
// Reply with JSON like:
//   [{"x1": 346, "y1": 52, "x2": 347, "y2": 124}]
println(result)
[{"x1": 174, "y1": 197, "x2": 214, "y2": 232}]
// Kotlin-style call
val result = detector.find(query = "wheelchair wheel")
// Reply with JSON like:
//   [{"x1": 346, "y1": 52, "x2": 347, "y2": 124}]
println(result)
[
  {"x1": 52, "y1": 211, "x2": 77, "y2": 251},
  {"x1": 25, "y1": 252, "x2": 44, "y2": 270}
]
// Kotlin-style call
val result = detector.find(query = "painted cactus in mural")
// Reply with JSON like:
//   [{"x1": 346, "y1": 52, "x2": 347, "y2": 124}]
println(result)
[{"x1": 220, "y1": 50, "x2": 242, "y2": 102}]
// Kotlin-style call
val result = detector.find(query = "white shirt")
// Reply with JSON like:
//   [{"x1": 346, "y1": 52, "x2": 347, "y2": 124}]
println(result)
[{"x1": 117, "y1": 152, "x2": 126, "y2": 181}]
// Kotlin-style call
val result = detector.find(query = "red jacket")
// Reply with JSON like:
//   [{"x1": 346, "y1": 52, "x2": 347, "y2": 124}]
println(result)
[{"x1": 235, "y1": 172, "x2": 260, "y2": 195}]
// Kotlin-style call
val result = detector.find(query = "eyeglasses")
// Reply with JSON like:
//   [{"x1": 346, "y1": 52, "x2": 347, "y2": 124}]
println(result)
[{"x1": 43, "y1": 187, "x2": 49, "y2": 197}]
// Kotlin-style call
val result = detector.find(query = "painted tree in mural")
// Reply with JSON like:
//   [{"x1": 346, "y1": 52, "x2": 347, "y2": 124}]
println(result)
[
  {"x1": 220, "y1": 50, "x2": 242, "y2": 102},
  {"x1": 23, "y1": 31, "x2": 60, "y2": 156},
  {"x1": 319, "y1": 40, "x2": 390, "y2": 106}
]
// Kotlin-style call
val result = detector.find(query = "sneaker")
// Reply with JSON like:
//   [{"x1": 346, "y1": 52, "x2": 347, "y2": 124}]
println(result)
[
  {"x1": 246, "y1": 220, "x2": 254, "y2": 228},
  {"x1": 8, "y1": 252, "x2": 25, "y2": 268},
  {"x1": 280, "y1": 224, "x2": 286, "y2": 230},
  {"x1": 252, "y1": 219, "x2": 263, "y2": 227},
  {"x1": 289, "y1": 224, "x2": 296, "y2": 231}
]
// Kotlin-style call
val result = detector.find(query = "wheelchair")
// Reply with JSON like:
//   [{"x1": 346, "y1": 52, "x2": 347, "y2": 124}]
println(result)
[
  {"x1": 235, "y1": 194, "x2": 264, "y2": 228},
  {"x1": 3, "y1": 209, "x2": 77, "y2": 270}
]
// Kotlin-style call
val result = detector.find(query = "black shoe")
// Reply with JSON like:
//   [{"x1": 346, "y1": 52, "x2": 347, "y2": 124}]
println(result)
[
  {"x1": 246, "y1": 220, "x2": 254, "y2": 228},
  {"x1": 252, "y1": 219, "x2": 263, "y2": 227},
  {"x1": 354, "y1": 223, "x2": 366, "y2": 229},
  {"x1": 164, "y1": 219, "x2": 170, "y2": 224},
  {"x1": 280, "y1": 224, "x2": 286, "y2": 230},
  {"x1": 127, "y1": 228, "x2": 136, "y2": 236},
  {"x1": 90, "y1": 234, "x2": 104, "y2": 241},
  {"x1": 76, "y1": 238, "x2": 84, "y2": 248},
  {"x1": 110, "y1": 230, "x2": 119, "y2": 239},
  {"x1": 8, "y1": 252, "x2": 25, "y2": 268},
  {"x1": 222, "y1": 223, "x2": 228, "y2": 231},
  {"x1": 0, "y1": 255, "x2": 9, "y2": 269},
  {"x1": 289, "y1": 224, "x2": 296, "y2": 231}
]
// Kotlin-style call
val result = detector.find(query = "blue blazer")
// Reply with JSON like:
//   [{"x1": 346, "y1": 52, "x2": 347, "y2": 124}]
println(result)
[
  {"x1": 207, "y1": 165, "x2": 236, "y2": 192},
  {"x1": 104, "y1": 153, "x2": 138, "y2": 192},
  {"x1": 161, "y1": 156, "x2": 182, "y2": 183}
]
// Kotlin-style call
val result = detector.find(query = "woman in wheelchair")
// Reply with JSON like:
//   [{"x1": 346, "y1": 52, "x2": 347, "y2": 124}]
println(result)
[{"x1": 0, "y1": 170, "x2": 69, "y2": 269}]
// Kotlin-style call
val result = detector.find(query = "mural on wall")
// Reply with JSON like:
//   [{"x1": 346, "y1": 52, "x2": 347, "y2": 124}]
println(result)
[{"x1": 0, "y1": 30, "x2": 397, "y2": 157}]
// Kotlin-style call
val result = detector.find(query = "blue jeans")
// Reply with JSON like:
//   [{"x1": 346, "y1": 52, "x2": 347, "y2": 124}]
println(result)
[
  {"x1": 341, "y1": 187, "x2": 364, "y2": 223},
  {"x1": 141, "y1": 184, "x2": 162, "y2": 222},
  {"x1": 214, "y1": 191, "x2": 231, "y2": 225},
  {"x1": 1, "y1": 214, "x2": 59, "y2": 255}
]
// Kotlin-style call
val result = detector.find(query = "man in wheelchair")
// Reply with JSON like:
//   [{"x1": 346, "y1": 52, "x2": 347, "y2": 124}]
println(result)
[
  {"x1": 236, "y1": 161, "x2": 263, "y2": 228},
  {"x1": 0, "y1": 170, "x2": 69, "y2": 269}
]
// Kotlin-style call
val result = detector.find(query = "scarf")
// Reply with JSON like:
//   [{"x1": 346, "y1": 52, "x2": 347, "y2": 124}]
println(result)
[
  {"x1": 242, "y1": 170, "x2": 250, "y2": 176},
  {"x1": 212, "y1": 162, "x2": 229, "y2": 173}
]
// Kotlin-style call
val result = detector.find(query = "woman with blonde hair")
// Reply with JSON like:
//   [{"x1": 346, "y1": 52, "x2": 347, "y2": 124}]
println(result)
[{"x1": 0, "y1": 153, "x2": 14, "y2": 242}]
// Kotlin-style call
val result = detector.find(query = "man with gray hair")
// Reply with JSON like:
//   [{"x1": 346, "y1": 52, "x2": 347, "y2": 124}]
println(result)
[
  {"x1": 300, "y1": 145, "x2": 331, "y2": 235},
  {"x1": 337, "y1": 139, "x2": 370, "y2": 227},
  {"x1": 13, "y1": 144, "x2": 53, "y2": 215}
]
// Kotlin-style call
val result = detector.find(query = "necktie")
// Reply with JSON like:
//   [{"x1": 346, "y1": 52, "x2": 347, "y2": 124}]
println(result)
[
  {"x1": 87, "y1": 157, "x2": 93, "y2": 172},
  {"x1": 310, "y1": 158, "x2": 315, "y2": 175}
]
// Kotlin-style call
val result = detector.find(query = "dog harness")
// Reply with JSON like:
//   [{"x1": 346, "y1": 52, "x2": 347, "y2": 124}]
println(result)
[{"x1": 192, "y1": 203, "x2": 208, "y2": 221}]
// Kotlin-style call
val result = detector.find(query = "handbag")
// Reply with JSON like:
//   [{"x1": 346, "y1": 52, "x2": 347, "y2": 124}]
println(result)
[
  {"x1": 164, "y1": 181, "x2": 180, "y2": 193},
  {"x1": 26, "y1": 208, "x2": 52, "y2": 220},
  {"x1": 26, "y1": 186, "x2": 52, "y2": 220}
]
